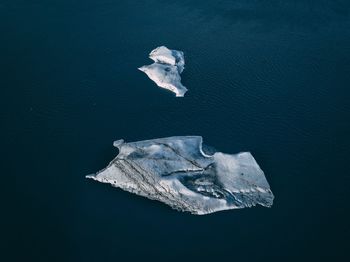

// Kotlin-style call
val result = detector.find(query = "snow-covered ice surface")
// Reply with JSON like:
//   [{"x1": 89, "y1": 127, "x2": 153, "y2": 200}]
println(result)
[
  {"x1": 138, "y1": 46, "x2": 188, "y2": 97},
  {"x1": 86, "y1": 136, "x2": 274, "y2": 215}
]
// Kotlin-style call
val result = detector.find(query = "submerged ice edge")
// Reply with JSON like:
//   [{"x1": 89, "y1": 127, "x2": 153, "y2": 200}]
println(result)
[
  {"x1": 139, "y1": 46, "x2": 188, "y2": 97},
  {"x1": 87, "y1": 136, "x2": 274, "y2": 215}
]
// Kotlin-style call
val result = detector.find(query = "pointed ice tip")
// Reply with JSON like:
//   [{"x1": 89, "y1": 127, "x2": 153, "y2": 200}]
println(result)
[
  {"x1": 113, "y1": 139, "x2": 124, "y2": 148},
  {"x1": 175, "y1": 87, "x2": 188, "y2": 97},
  {"x1": 138, "y1": 66, "x2": 146, "y2": 72},
  {"x1": 86, "y1": 174, "x2": 95, "y2": 179}
]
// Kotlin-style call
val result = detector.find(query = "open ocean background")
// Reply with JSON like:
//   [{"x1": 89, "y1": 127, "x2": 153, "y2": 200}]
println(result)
[{"x1": 1, "y1": 0, "x2": 350, "y2": 261}]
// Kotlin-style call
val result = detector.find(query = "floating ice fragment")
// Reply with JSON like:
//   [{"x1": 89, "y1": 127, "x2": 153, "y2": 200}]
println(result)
[
  {"x1": 138, "y1": 46, "x2": 187, "y2": 97},
  {"x1": 87, "y1": 136, "x2": 274, "y2": 215}
]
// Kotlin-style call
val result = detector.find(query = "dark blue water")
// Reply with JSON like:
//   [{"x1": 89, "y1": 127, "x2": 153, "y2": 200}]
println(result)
[{"x1": 2, "y1": 1, "x2": 350, "y2": 261}]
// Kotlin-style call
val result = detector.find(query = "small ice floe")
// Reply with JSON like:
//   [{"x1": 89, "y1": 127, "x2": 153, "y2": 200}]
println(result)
[{"x1": 138, "y1": 46, "x2": 187, "y2": 97}]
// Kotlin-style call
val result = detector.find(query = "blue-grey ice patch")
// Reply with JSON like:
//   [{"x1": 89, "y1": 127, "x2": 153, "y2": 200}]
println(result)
[
  {"x1": 138, "y1": 46, "x2": 188, "y2": 97},
  {"x1": 86, "y1": 136, "x2": 274, "y2": 215}
]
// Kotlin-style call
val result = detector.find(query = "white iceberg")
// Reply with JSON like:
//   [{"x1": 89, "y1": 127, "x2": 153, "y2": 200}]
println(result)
[
  {"x1": 86, "y1": 136, "x2": 274, "y2": 215},
  {"x1": 138, "y1": 46, "x2": 188, "y2": 97}
]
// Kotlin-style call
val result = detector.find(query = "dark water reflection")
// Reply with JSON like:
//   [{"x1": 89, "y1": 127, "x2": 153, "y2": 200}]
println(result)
[{"x1": 1, "y1": 0, "x2": 350, "y2": 261}]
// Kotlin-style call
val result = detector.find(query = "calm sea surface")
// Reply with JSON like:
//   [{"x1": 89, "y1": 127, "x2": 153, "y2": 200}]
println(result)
[{"x1": 2, "y1": 1, "x2": 350, "y2": 261}]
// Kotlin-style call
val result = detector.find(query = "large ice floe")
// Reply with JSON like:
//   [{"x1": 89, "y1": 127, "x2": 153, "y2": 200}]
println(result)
[
  {"x1": 86, "y1": 136, "x2": 274, "y2": 215},
  {"x1": 138, "y1": 46, "x2": 188, "y2": 97}
]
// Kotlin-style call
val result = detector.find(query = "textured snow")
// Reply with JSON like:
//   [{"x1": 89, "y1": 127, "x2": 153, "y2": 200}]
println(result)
[
  {"x1": 138, "y1": 46, "x2": 187, "y2": 97},
  {"x1": 86, "y1": 136, "x2": 274, "y2": 215}
]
